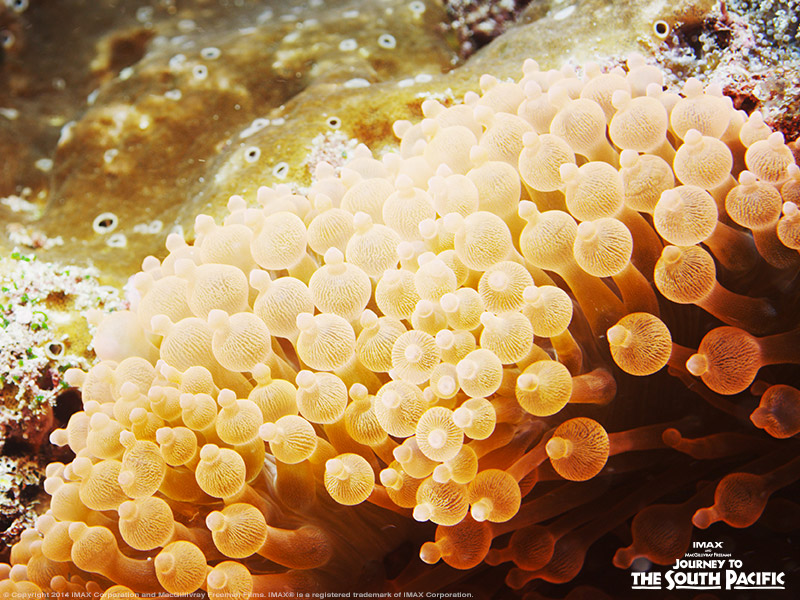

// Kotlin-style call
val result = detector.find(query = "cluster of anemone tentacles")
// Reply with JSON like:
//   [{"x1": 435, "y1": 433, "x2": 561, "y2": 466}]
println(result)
[{"x1": 2, "y1": 53, "x2": 800, "y2": 598}]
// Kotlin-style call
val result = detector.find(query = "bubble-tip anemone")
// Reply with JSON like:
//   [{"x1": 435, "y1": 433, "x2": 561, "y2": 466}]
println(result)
[{"x1": 4, "y1": 52, "x2": 799, "y2": 597}]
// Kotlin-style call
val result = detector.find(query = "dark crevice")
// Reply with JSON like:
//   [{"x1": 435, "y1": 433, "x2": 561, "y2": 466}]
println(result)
[{"x1": 52, "y1": 388, "x2": 82, "y2": 425}]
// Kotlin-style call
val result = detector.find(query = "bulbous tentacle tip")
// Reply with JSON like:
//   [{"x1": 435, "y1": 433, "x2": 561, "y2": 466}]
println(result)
[
  {"x1": 419, "y1": 541, "x2": 441, "y2": 565},
  {"x1": 100, "y1": 586, "x2": 139, "y2": 600},
  {"x1": 692, "y1": 507, "x2": 717, "y2": 529},
  {"x1": 612, "y1": 546, "x2": 635, "y2": 569}
]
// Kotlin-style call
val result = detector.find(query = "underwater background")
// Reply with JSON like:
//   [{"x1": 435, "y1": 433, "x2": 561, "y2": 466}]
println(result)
[{"x1": 1, "y1": 1, "x2": 799, "y2": 598}]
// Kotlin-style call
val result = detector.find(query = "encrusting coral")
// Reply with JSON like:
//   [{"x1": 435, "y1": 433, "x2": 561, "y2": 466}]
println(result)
[{"x1": 2, "y1": 51, "x2": 800, "y2": 597}]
